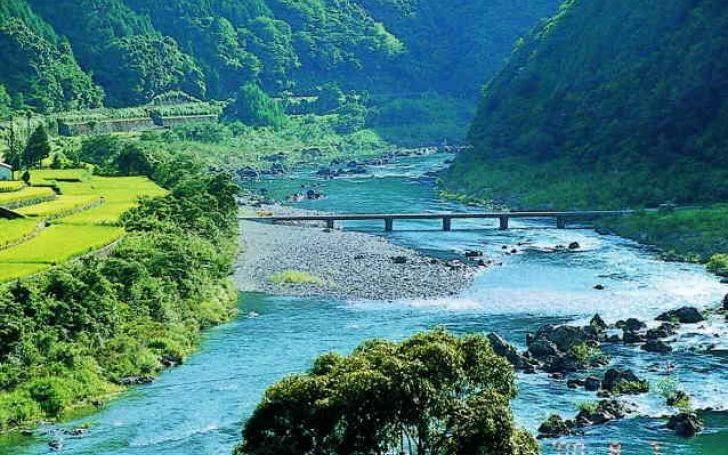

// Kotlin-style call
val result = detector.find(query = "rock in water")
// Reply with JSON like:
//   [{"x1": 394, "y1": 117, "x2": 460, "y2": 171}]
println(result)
[
  {"x1": 538, "y1": 414, "x2": 573, "y2": 438},
  {"x1": 568, "y1": 242, "x2": 581, "y2": 250},
  {"x1": 667, "y1": 413, "x2": 704, "y2": 437},
  {"x1": 656, "y1": 307, "x2": 705, "y2": 324},
  {"x1": 617, "y1": 318, "x2": 646, "y2": 332},
  {"x1": 623, "y1": 330, "x2": 646, "y2": 344},
  {"x1": 602, "y1": 368, "x2": 649, "y2": 394},
  {"x1": 487, "y1": 333, "x2": 529, "y2": 369},
  {"x1": 590, "y1": 314, "x2": 608, "y2": 332},
  {"x1": 584, "y1": 376, "x2": 602, "y2": 391},
  {"x1": 646, "y1": 322, "x2": 679, "y2": 340},
  {"x1": 723, "y1": 293, "x2": 728, "y2": 311},
  {"x1": 642, "y1": 339, "x2": 673, "y2": 353},
  {"x1": 575, "y1": 399, "x2": 628, "y2": 426}
]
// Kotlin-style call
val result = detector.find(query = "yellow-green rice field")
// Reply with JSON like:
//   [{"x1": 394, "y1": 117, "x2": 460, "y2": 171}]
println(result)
[{"x1": 0, "y1": 170, "x2": 165, "y2": 282}]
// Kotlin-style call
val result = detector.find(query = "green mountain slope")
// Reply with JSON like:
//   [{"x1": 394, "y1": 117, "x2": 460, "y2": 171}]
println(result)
[
  {"x1": 445, "y1": 0, "x2": 728, "y2": 209},
  {"x1": 0, "y1": 0, "x2": 103, "y2": 111},
  {"x1": 0, "y1": 0, "x2": 560, "y2": 112}
]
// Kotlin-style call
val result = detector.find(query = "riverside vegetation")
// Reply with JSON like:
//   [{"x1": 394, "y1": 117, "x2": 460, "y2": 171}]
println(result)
[{"x1": 0, "y1": 138, "x2": 240, "y2": 431}]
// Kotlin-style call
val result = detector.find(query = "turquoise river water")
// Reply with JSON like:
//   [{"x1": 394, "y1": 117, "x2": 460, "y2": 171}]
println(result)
[{"x1": 7, "y1": 154, "x2": 728, "y2": 454}]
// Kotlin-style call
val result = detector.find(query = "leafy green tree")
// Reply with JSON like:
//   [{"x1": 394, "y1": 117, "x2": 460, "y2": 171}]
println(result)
[
  {"x1": 24, "y1": 124, "x2": 51, "y2": 168},
  {"x1": 223, "y1": 84, "x2": 287, "y2": 129},
  {"x1": 0, "y1": 85, "x2": 11, "y2": 118},
  {"x1": 236, "y1": 330, "x2": 538, "y2": 455}
]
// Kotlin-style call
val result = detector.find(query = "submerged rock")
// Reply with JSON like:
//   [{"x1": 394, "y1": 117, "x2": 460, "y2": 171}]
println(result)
[
  {"x1": 657, "y1": 307, "x2": 705, "y2": 324},
  {"x1": 667, "y1": 413, "x2": 704, "y2": 437}
]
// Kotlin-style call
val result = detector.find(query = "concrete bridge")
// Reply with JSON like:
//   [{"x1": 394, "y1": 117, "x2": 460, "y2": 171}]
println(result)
[{"x1": 239, "y1": 210, "x2": 635, "y2": 231}]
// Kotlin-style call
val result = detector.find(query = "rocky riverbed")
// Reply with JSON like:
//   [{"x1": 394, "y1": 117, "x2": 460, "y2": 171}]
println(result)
[{"x1": 234, "y1": 209, "x2": 477, "y2": 300}]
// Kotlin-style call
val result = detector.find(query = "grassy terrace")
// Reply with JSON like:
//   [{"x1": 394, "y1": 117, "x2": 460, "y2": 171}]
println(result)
[{"x1": 0, "y1": 170, "x2": 165, "y2": 282}]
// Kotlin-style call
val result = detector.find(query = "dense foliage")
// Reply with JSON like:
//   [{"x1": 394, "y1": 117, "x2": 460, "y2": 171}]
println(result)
[
  {"x1": 0, "y1": 2, "x2": 103, "y2": 112},
  {"x1": 446, "y1": 0, "x2": 728, "y2": 209},
  {"x1": 223, "y1": 83, "x2": 287, "y2": 128},
  {"x1": 236, "y1": 330, "x2": 538, "y2": 455},
  {"x1": 0, "y1": 0, "x2": 560, "y2": 111},
  {"x1": 0, "y1": 137, "x2": 239, "y2": 430}
]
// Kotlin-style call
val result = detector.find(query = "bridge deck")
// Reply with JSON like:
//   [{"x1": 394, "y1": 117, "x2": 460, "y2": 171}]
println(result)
[{"x1": 239, "y1": 210, "x2": 633, "y2": 231}]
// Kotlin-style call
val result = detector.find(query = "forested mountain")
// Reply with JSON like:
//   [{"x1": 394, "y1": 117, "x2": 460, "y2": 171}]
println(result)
[
  {"x1": 446, "y1": 0, "x2": 728, "y2": 209},
  {"x1": 0, "y1": 0, "x2": 560, "y2": 111}
]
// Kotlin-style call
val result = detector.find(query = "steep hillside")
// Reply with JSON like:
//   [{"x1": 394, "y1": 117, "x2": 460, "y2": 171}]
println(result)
[
  {"x1": 446, "y1": 0, "x2": 728, "y2": 209},
  {"x1": 360, "y1": 0, "x2": 561, "y2": 97},
  {"x1": 0, "y1": 0, "x2": 103, "y2": 111},
  {"x1": 0, "y1": 0, "x2": 560, "y2": 112}
]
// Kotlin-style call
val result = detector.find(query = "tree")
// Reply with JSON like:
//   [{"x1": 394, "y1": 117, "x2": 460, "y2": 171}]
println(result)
[
  {"x1": 0, "y1": 85, "x2": 11, "y2": 119},
  {"x1": 223, "y1": 83, "x2": 287, "y2": 129},
  {"x1": 236, "y1": 329, "x2": 538, "y2": 455},
  {"x1": 24, "y1": 125, "x2": 51, "y2": 168}
]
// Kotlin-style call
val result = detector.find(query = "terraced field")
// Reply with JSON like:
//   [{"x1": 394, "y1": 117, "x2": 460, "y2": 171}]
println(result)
[{"x1": 0, "y1": 170, "x2": 166, "y2": 282}]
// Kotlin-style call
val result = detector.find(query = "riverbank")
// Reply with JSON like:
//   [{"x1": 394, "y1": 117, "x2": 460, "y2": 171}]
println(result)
[{"x1": 235, "y1": 217, "x2": 477, "y2": 301}]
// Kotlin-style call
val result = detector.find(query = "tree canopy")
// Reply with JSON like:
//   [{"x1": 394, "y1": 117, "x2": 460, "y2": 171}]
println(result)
[{"x1": 236, "y1": 329, "x2": 538, "y2": 455}]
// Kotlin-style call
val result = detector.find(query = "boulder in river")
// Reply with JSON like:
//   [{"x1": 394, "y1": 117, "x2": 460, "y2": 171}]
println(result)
[
  {"x1": 622, "y1": 330, "x2": 646, "y2": 344},
  {"x1": 575, "y1": 399, "x2": 629, "y2": 426},
  {"x1": 487, "y1": 333, "x2": 530, "y2": 370},
  {"x1": 584, "y1": 376, "x2": 602, "y2": 391},
  {"x1": 667, "y1": 412, "x2": 704, "y2": 437},
  {"x1": 657, "y1": 307, "x2": 705, "y2": 324},
  {"x1": 529, "y1": 324, "x2": 594, "y2": 353},
  {"x1": 602, "y1": 368, "x2": 649, "y2": 395},
  {"x1": 722, "y1": 293, "x2": 728, "y2": 311},
  {"x1": 527, "y1": 339, "x2": 560, "y2": 359},
  {"x1": 642, "y1": 339, "x2": 673, "y2": 353},
  {"x1": 538, "y1": 414, "x2": 574, "y2": 438},
  {"x1": 464, "y1": 250, "x2": 484, "y2": 258},
  {"x1": 646, "y1": 322, "x2": 679, "y2": 340},
  {"x1": 568, "y1": 242, "x2": 581, "y2": 250},
  {"x1": 616, "y1": 318, "x2": 646, "y2": 332},
  {"x1": 590, "y1": 314, "x2": 608, "y2": 332}
]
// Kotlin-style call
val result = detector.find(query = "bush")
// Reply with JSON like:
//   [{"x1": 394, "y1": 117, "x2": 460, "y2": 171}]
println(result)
[{"x1": 223, "y1": 84, "x2": 287, "y2": 129}]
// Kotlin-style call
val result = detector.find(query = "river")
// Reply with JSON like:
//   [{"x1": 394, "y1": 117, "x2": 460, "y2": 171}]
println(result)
[{"x1": 9, "y1": 153, "x2": 727, "y2": 455}]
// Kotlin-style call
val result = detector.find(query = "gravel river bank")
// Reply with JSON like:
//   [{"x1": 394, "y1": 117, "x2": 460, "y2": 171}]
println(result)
[{"x1": 235, "y1": 214, "x2": 477, "y2": 300}]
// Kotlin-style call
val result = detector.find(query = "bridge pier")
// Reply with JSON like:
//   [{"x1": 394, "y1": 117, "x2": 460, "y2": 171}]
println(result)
[
  {"x1": 326, "y1": 219, "x2": 335, "y2": 229},
  {"x1": 556, "y1": 217, "x2": 566, "y2": 229},
  {"x1": 499, "y1": 215, "x2": 509, "y2": 230},
  {"x1": 443, "y1": 217, "x2": 452, "y2": 231},
  {"x1": 384, "y1": 217, "x2": 394, "y2": 232}
]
